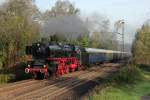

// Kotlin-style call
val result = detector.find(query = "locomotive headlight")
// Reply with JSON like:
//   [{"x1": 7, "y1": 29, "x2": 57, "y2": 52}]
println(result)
[
  {"x1": 28, "y1": 65, "x2": 31, "y2": 68},
  {"x1": 25, "y1": 68, "x2": 30, "y2": 73},
  {"x1": 43, "y1": 65, "x2": 46, "y2": 68}
]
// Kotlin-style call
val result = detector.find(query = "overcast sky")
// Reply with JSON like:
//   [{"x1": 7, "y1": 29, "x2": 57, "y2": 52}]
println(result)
[
  {"x1": 0, "y1": 0, "x2": 5, "y2": 4},
  {"x1": 1, "y1": 0, "x2": 150, "y2": 44}
]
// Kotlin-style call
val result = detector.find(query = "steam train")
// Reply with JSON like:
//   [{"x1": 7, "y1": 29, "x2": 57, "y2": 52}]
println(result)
[{"x1": 25, "y1": 42, "x2": 130, "y2": 79}]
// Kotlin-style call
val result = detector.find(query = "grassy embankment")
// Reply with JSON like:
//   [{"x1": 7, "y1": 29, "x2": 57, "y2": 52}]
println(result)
[
  {"x1": 88, "y1": 64, "x2": 150, "y2": 100},
  {"x1": 0, "y1": 62, "x2": 31, "y2": 84}
]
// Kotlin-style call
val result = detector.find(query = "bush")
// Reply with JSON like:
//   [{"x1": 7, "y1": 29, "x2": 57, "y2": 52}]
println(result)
[
  {"x1": 112, "y1": 65, "x2": 142, "y2": 84},
  {"x1": 0, "y1": 74, "x2": 15, "y2": 83},
  {"x1": 136, "y1": 64, "x2": 150, "y2": 72},
  {"x1": 0, "y1": 62, "x2": 31, "y2": 82}
]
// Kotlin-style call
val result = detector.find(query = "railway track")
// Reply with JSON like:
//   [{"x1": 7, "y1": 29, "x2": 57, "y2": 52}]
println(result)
[
  {"x1": 38, "y1": 72, "x2": 100, "y2": 100},
  {"x1": 0, "y1": 70, "x2": 89, "y2": 100},
  {"x1": 0, "y1": 64, "x2": 119, "y2": 100},
  {"x1": 0, "y1": 80, "x2": 49, "y2": 100},
  {"x1": 40, "y1": 66, "x2": 119, "y2": 100},
  {"x1": 12, "y1": 71, "x2": 94, "y2": 100},
  {"x1": 0, "y1": 79, "x2": 37, "y2": 93}
]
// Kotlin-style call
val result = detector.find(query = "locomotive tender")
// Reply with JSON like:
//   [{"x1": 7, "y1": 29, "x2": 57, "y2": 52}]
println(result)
[{"x1": 25, "y1": 42, "x2": 130, "y2": 79}]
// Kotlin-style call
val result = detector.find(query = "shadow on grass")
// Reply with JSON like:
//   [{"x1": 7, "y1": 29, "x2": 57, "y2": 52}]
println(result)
[{"x1": 137, "y1": 64, "x2": 150, "y2": 72}]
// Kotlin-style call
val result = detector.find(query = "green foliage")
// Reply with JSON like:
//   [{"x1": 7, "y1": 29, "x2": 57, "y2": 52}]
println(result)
[
  {"x1": 112, "y1": 65, "x2": 142, "y2": 84},
  {"x1": 0, "y1": 62, "x2": 31, "y2": 83},
  {"x1": 90, "y1": 32, "x2": 101, "y2": 48},
  {"x1": 132, "y1": 22, "x2": 150, "y2": 65},
  {"x1": 91, "y1": 80, "x2": 150, "y2": 100},
  {"x1": 0, "y1": 0, "x2": 40, "y2": 68},
  {"x1": 44, "y1": 34, "x2": 89, "y2": 48},
  {"x1": 77, "y1": 34, "x2": 89, "y2": 47},
  {"x1": 50, "y1": 34, "x2": 67, "y2": 43},
  {"x1": 89, "y1": 31, "x2": 118, "y2": 49},
  {"x1": 0, "y1": 74, "x2": 15, "y2": 83},
  {"x1": 89, "y1": 65, "x2": 150, "y2": 100},
  {"x1": 136, "y1": 64, "x2": 150, "y2": 72}
]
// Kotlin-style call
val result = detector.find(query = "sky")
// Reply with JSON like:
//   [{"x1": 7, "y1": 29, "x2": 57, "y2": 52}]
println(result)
[
  {"x1": 35, "y1": 0, "x2": 150, "y2": 44},
  {"x1": 0, "y1": 0, "x2": 150, "y2": 44},
  {"x1": 35, "y1": 0, "x2": 150, "y2": 25},
  {"x1": 0, "y1": 0, "x2": 5, "y2": 4}
]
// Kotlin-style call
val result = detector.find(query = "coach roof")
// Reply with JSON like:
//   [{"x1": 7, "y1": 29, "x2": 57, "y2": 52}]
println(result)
[{"x1": 85, "y1": 48, "x2": 129, "y2": 54}]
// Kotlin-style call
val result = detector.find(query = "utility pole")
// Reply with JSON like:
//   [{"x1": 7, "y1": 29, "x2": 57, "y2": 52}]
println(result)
[{"x1": 114, "y1": 20, "x2": 125, "y2": 53}]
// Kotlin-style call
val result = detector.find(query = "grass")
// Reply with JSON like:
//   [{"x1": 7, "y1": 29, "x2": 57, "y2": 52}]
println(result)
[
  {"x1": 0, "y1": 74, "x2": 15, "y2": 84},
  {"x1": 0, "y1": 62, "x2": 31, "y2": 84},
  {"x1": 90, "y1": 80, "x2": 150, "y2": 100},
  {"x1": 88, "y1": 64, "x2": 150, "y2": 100}
]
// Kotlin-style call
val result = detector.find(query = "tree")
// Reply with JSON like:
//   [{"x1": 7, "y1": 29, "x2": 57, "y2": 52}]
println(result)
[
  {"x1": 50, "y1": 34, "x2": 66, "y2": 42},
  {"x1": 77, "y1": 34, "x2": 89, "y2": 47},
  {"x1": 0, "y1": 0, "x2": 40, "y2": 68},
  {"x1": 132, "y1": 22, "x2": 150, "y2": 64},
  {"x1": 87, "y1": 13, "x2": 118, "y2": 49},
  {"x1": 44, "y1": 0, "x2": 79, "y2": 19},
  {"x1": 90, "y1": 32, "x2": 101, "y2": 48}
]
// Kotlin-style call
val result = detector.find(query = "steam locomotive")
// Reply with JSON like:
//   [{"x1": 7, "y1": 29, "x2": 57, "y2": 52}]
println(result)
[{"x1": 25, "y1": 42, "x2": 130, "y2": 79}]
